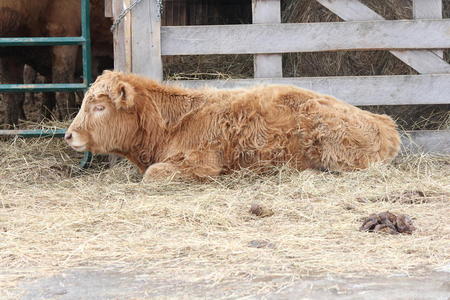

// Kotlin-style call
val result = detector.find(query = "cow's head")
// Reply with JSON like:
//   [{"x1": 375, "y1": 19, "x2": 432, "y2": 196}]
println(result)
[{"x1": 65, "y1": 71, "x2": 140, "y2": 154}]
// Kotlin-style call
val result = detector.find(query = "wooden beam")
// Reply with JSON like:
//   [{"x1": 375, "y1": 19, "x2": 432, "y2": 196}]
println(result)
[
  {"x1": 167, "y1": 74, "x2": 450, "y2": 106},
  {"x1": 105, "y1": 0, "x2": 113, "y2": 18},
  {"x1": 112, "y1": 0, "x2": 127, "y2": 71},
  {"x1": 161, "y1": 19, "x2": 450, "y2": 55},
  {"x1": 252, "y1": 0, "x2": 282, "y2": 78},
  {"x1": 110, "y1": 0, "x2": 130, "y2": 167},
  {"x1": 401, "y1": 130, "x2": 450, "y2": 154},
  {"x1": 316, "y1": 0, "x2": 450, "y2": 74},
  {"x1": 131, "y1": 0, "x2": 163, "y2": 80},
  {"x1": 413, "y1": 0, "x2": 443, "y2": 58},
  {"x1": 316, "y1": 0, "x2": 381, "y2": 20},
  {"x1": 387, "y1": 50, "x2": 450, "y2": 74},
  {"x1": 124, "y1": 0, "x2": 132, "y2": 73},
  {"x1": 413, "y1": 0, "x2": 442, "y2": 18}
]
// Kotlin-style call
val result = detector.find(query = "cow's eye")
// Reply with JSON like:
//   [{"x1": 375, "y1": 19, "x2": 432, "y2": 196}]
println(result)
[{"x1": 93, "y1": 105, "x2": 105, "y2": 112}]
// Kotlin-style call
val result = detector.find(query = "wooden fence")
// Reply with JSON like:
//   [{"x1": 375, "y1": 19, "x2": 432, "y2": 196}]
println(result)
[{"x1": 106, "y1": 0, "x2": 450, "y2": 153}]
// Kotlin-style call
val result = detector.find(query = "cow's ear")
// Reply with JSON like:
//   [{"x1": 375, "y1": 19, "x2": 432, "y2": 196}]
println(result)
[{"x1": 111, "y1": 81, "x2": 135, "y2": 110}]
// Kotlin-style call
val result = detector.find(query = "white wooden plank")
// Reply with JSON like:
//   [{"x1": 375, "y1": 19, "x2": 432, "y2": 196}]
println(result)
[
  {"x1": 254, "y1": 55, "x2": 283, "y2": 78},
  {"x1": 167, "y1": 74, "x2": 450, "y2": 106},
  {"x1": 131, "y1": 0, "x2": 163, "y2": 80},
  {"x1": 413, "y1": 0, "x2": 443, "y2": 19},
  {"x1": 124, "y1": 0, "x2": 132, "y2": 72},
  {"x1": 112, "y1": 0, "x2": 127, "y2": 71},
  {"x1": 413, "y1": 0, "x2": 443, "y2": 58},
  {"x1": 316, "y1": 0, "x2": 450, "y2": 74},
  {"x1": 317, "y1": 0, "x2": 382, "y2": 21},
  {"x1": 401, "y1": 130, "x2": 450, "y2": 154},
  {"x1": 387, "y1": 50, "x2": 450, "y2": 74},
  {"x1": 110, "y1": 0, "x2": 129, "y2": 167},
  {"x1": 160, "y1": 19, "x2": 450, "y2": 55},
  {"x1": 252, "y1": 0, "x2": 281, "y2": 24},
  {"x1": 252, "y1": 0, "x2": 282, "y2": 78},
  {"x1": 105, "y1": 0, "x2": 113, "y2": 18}
]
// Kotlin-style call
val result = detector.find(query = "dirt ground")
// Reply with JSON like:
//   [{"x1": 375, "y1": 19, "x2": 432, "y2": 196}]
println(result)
[{"x1": 0, "y1": 137, "x2": 449, "y2": 299}]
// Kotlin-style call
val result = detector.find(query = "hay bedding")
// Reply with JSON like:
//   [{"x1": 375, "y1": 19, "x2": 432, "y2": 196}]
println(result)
[{"x1": 0, "y1": 136, "x2": 449, "y2": 297}]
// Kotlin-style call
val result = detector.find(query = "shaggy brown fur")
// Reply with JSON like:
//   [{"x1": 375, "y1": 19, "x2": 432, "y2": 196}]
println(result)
[{"x1": 66, "y1": 71, "x2": 400, "y2": 181}]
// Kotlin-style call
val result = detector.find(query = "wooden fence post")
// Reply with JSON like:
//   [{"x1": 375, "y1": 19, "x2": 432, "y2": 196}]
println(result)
[
  {"x1": 105, "y1": 0, "x2": 113, "y2": 18},
  {"x1": 124, "y1": 0, "x2": 132, "y2": 72},
  {"x1": 413, "y1": 0, "x2": 443, "y2": 58},
  {"x1": 112, "y1": 0, "x2": 129, "y2": 71},
  {"x1": 252, "y1": 0, "x2": 282, "y2": 78},
  {"x1": 131, "y1": 0, "x2": 163, "y2": 80}
]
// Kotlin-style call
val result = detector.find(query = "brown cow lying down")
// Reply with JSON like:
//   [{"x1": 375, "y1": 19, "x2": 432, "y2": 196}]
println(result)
[{"x1": 66, "y1": 71, "x2": 400, "y2": 181}]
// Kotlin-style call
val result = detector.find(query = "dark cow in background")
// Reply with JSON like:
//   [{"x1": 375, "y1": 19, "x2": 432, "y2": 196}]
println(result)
[{"x1": 0, "y1": 0, "x2": 113, "y2": 126}]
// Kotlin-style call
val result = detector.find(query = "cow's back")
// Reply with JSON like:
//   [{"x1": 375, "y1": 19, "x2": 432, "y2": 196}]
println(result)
[
  {"x1": 165, "y1": 84, "x2": 399, "y2": 172},
  {"x1": 166, "y1": 85, "x2": 307, "y2": 170}
]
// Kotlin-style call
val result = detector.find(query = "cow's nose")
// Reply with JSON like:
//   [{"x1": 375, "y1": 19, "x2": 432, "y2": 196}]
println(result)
[{"x1": 65, "y1": 132, "x2": 72, "y2": 140}]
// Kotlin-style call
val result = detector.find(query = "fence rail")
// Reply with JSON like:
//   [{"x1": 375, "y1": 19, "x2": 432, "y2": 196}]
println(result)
[
  {"x1": 0, "y1": 37, "x2": 87, "y2": 46},
  {"x1": 171, "y1": 74, "x2": 450, "y2": 106},
  {"x1": 0, "y1": 83, "x2": 88, "y2": 93},
  {"x1": 160, "y1": 20, "x2": 450, "y2": 55}
]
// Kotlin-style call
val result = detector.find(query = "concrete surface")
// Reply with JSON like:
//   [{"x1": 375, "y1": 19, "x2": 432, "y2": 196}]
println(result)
[{"x1": 14, "y1": 265, "x2": 450, "y2": 299}]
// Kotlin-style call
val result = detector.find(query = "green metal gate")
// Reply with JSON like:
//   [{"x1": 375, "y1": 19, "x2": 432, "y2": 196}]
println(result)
[{"x1": 0, "y1": 0, "x2": 93, "y2": 167}]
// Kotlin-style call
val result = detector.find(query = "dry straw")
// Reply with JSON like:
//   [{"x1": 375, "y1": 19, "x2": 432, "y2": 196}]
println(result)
[{"x1": 1, "y1": 132, "x2": 449, "y2": 297}]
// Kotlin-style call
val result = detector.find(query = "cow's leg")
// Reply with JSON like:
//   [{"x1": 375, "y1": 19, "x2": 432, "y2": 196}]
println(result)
[
  {"x1": 91, "y1": 57, "x2": 100, "y2": 80},
  {"x1": 23, "y1": 64, "x2": 37, "y2": 106},
  {"x1": 0, "y1": 58, "x2": 25, "y2": 125},
  {"x1": 39, "y1": 74, "x2": 56, "y2": 120},
  {"x1": 181, "y1": 150, "x2": 223, "y2": 179},
  {"x1": 41, "y1": 92, "x2": 56, "y2": 120},
  {"x1": 51, "y1": 45, "x2": 78, "y2": 120},
  {"x1": 143, "y1": 157, "x2": 223, "y2": 183},
  {"x1": 143, "y1": 163, "x2": 182, "y2": 182},
  {"x1": 143, "y1": 150, "x2": 224, "y2": 182}
]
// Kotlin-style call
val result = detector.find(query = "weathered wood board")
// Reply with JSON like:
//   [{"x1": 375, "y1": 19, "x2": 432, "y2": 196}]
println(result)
[
  {"x1": 252, "y1": 0, "x2": 282, "y2": 78},
  {"x1": 316, "y1": 0, "x2": 450, "y2": 74},
  {"x1": 131, "y1": 0, "x2": 163, "y2": 80},
  {"x1": 170, "y1": 74, "x2": 450, "y2": 106},
  {"x1": 401, "y1": 130, "x2": 450, "y2": 154},
  {"x1": 161, "y1": 19, "x2": 450, "y2": 55},
  {"x1": 112, "y1": 0, "x2": 127, "y2": 71},
  {"x1": 413, "y1": 0, "x2": 443, "y2": 58},
  {"x1": 124, "y1": 0, "x2": 132, "y2": 72},
  {"x1": 105, "y1": 0, "x2": 113, "y2": 18}
]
